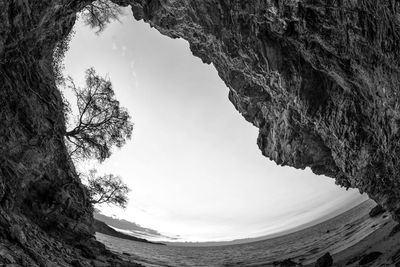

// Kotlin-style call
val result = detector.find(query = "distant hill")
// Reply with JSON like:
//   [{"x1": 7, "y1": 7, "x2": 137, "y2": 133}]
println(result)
[
  {"x1": 94, "y1": 213, "x2": 159, "y2": 235},
  {"x1": 94, "y1": 212, "x2": 176, "y2": 241},
  {"x1": 93, "y1": 219, "x2": 165, "y2": 245}
]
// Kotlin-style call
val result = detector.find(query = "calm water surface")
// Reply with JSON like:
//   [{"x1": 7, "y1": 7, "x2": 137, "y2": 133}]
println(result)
[{"x1": 96, "y1": 200, "x2": 388, "y2": 267}]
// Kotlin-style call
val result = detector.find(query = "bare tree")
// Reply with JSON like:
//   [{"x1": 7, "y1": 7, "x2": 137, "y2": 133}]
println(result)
[
  {"x1": 65, "y1": 67, "x2": 133, "y2": 162},
  {"x1": 86, "y1": 169, "x2": 130, "y2": 208},
  {"x1": 53, "y1": 0, "x2": 122, "y2": 86},
  {"x1": 81, "y1": 0, "x2": 123, "y2": 34}
]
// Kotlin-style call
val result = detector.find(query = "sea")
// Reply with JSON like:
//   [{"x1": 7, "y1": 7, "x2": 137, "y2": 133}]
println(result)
[{"x1": 96, "y1": 200, "x2": 389, "y2": 267}]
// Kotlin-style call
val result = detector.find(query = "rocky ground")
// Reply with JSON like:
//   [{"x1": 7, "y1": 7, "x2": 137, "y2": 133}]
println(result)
[
  {"x1": 331, "y1": 217, "x2": 400, "y2": 267},
  {"x1": 0, "y1": 213, "x2": 143, "y2": 266},
  {"x1": 273, "y1": 211, "x2": 400, "y2": 267}
]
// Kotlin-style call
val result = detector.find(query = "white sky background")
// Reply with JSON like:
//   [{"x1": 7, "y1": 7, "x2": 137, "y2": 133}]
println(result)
[{"x1": 63, "y1": 9, "x2": 367, "y2": 242}]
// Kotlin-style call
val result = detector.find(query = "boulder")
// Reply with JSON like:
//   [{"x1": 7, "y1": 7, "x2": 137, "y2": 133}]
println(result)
[
  {"x1": 315, "y1": 253, "x2": 333, "y2": 267},
  {"x1": 273, "y1": 258, "x2": 299, "y2": 267},
  {"x1": 359, "y1": 252, "x2": 382, "y2": 265},
  {"x1": 369, "y1": 205, "x2": 385, "y2": 218}
]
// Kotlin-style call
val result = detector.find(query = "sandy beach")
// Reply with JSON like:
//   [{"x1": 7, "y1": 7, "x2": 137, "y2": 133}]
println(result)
[
  {"x1": 304, "y1": 212, "x2": 400, "y2": 267},
  {"x1": 332, "y1": 218, "x2": 400, "y2": 266}
]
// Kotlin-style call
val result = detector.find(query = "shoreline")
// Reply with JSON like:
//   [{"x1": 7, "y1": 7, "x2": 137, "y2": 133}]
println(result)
[
  {"x1": 302, "y1": 212, "x2": 399, "y2": 267},
  {"x1": 96, "y1": 210, "x2": 400, "y2": 267},
  {"x1": 330, "y1": 215, "x2": 400, "y2": 266},
  {"x1": 94, "y1": 219, "x2": 166, "y2": 246}
]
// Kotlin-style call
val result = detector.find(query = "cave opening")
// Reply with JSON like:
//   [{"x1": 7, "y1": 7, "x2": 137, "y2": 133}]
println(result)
[
  {"x1": 62, "y1": 7, "x2": 367, "y2": 244},
  {"x1": 4, "y1": 0, "x2": 400, "y2": 266}
]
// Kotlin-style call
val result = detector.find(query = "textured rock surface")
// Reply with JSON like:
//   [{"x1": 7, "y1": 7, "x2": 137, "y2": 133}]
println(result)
[
  {"x1": 1, "y1": 0, "x2": 400, "y2": 265},
  {"x1": 0, "y1": 0, "x2": 140, "y2": 265},
  {"x1": 118, "y1": 0, "x2": 400, "y2": 220}
]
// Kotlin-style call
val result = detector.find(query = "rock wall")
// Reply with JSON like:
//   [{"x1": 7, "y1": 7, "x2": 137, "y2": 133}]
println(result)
[
  {"x1": 119, "y1": 0, "x2": 400, "y2": 219},
  {"x1": 0, "y1": 0, "x2": 142, "y2": 265}
]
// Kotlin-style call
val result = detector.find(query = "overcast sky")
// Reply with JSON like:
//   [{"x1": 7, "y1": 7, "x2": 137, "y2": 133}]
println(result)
[{"x1": 63, "y1": 9, "x2": 367, "y2": 242}]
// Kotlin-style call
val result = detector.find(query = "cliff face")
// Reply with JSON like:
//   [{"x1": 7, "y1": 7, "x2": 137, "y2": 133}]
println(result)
[
  {"x1": 0, "y1": 0, "x2": 400, "y2": 265},
  {"x1": 120, "y1": 0, "x2": 400, "y2": 219},
  {"x1": 0, "y1": 1, "x2": 140, "y2": 265}
]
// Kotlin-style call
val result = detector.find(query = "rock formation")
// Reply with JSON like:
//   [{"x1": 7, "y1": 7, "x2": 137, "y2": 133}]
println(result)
[
  {"x1": 120, "y1": 0, "x2": 400, "y2": 220},
  {"x1": 358, "y1": 251, "x2": 382, "y2": 265},
  {"x1": 369, "y1": 204, "x2": 385, "y2": 217},
  {"x1": 0, "y1": 0, "x2": 139, "y2": 265},
  {"x1": 315, "y1": 252, "x2": 333, "y2": 267},
  {"x1": 1, "y1": 0, "x2": 400, "y2": 265}
]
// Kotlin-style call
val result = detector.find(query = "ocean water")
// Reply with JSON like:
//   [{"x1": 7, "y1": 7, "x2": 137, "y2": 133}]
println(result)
[{"x1": 96, "y1": 200, "x2": 388, "y2": 267}]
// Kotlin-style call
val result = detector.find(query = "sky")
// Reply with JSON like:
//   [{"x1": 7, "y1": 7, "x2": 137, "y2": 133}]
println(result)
[{"x1": 63, "y1": 8, "x2": 368, "y2": 242}]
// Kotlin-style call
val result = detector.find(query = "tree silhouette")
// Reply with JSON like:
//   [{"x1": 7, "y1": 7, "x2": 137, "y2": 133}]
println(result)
[
  {"x1": 86, "y1": 169, "x2": 130, "y2": 208},
  {"x1": 65, "y1": 68, "x2": 133, "y2": 162},
  {"x1": 81, "y1": 0, "x2": 123, "y2": 34}
]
